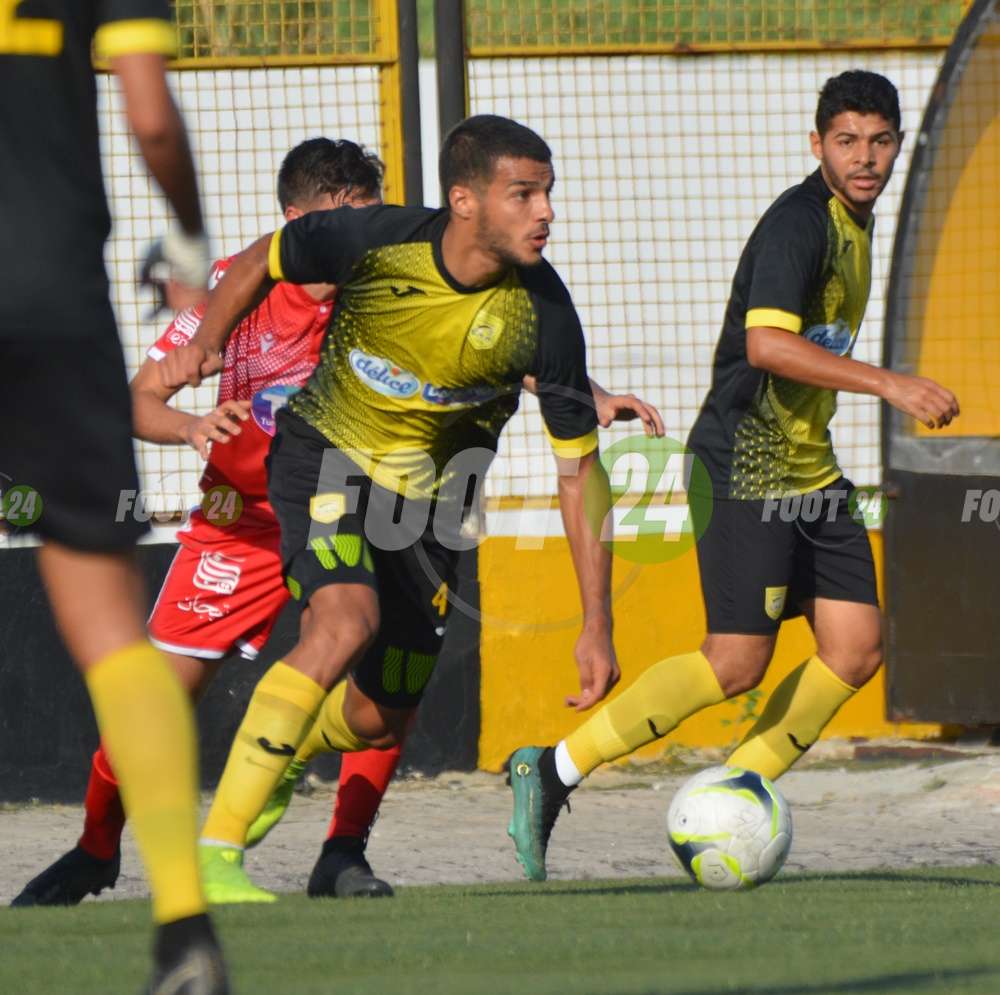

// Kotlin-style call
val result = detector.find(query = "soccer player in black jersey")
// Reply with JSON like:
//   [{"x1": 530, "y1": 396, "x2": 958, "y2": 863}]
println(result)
[
  {"x1": 506, "y1": 71, "x2": 961, "y2": 881},
  {"x1": 0, "y1": 2, "x2": 227, "y2": 991},
  {"x1": 159, "y1": 114, "x2": 622, "y2": 902}
]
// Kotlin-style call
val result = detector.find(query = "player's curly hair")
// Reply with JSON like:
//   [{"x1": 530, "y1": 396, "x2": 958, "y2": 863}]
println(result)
[
  {"x1": 277, "y1": 138, "x2": 384, "y2": 209},
  {"x1": 816, "y1": 70, "x2": 901, "y2": 135},
  {"x1": 439, "y1": 114, "x2": 551, "y2": 195}
]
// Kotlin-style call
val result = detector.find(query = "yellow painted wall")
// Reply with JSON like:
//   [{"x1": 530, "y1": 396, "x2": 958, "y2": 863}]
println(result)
[
  {"x1": 478, "y1": 531, "x2": 942, "y2": 771},
  {"x1": 912, "y1": 15, "x2": 1000, "y2": 437}
]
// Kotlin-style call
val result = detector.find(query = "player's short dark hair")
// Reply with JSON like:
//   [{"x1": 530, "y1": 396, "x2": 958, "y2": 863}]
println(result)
[
  {"x1": 816, "y1": 71, "x2": 901, "y2": 135},
  {"x1": 277, "y1": 138, "x2": 384, "y2": 210},
  {"x1": 439, "y1": 115, "x2": 552, "y2": 195}
]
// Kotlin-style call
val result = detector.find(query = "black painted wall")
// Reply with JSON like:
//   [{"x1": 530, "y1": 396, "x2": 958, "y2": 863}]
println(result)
[
  {"x1": 0, "y1": 543, "x2": 480, "y2": 802},
  {"x1": 884, "y1": 470, "x2": 1000, "y2": 723}
]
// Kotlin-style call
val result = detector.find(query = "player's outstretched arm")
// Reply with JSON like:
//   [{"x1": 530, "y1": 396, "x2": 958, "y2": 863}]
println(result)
[
  {"x1": 113, "y1": 52, "x2": 210, "y2": 312},
  {"x1": 747, "y1": 325, "x2": 960, "y2": 429},
  {"x1": 523, "y1": 376, "x2": 665, "y2": 436},
  {"x1": 556, "y1": 448, "x2": 620, "y2": 711},
  {"x1": 159, "y1": 235, "x2": 275, "y2": 389},
  {"x1": 131, "y1": 357, "x2": 249, "y2": 459}
]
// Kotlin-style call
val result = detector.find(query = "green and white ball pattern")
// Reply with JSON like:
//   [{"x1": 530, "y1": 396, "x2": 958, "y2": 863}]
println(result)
[{"x1": 667, "y1": 766, "x2": 793, "y2": 891}]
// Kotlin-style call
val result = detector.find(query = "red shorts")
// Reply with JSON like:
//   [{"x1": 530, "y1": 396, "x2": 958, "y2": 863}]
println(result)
[{"x1": 148, "y1": 511, "x2": 288, "y2": 660}]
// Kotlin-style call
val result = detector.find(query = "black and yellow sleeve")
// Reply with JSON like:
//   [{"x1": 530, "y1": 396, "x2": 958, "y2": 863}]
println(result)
[
  {"x1": 525, "y1": 262, "x2": 599, "y2": 459},
  {"x1": 275, "y1": 204, "x2": 426, "y2": 287},
  {"x1": 95, "y1": 0, "x2": 175, "y2": 58},
  {"x1": 744, "y1": 195, "x2": 827, "y2": 334}
]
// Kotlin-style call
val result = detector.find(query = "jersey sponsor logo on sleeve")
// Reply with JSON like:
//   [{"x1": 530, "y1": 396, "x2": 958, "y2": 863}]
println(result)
[
  {"x1": 192, "y1": 552, "x2": 243, "y2": 596},
  {"x1": 803, "y1": 318, "x2": 854, "y2": 356},
  {"x1": 251, "y1": 384, "x2": 300, "y2": 436},
  {"x1": 349, "y1": 349, "x2": 420, "y2": 398},
  {"x1": 164, "y1": 308, "x2": 201, "y2": 347}
]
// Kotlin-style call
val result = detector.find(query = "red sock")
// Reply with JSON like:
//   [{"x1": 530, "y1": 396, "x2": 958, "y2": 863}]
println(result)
[
  {"x1": 77, "y1": 744, "x2": 126, "y2": 860},
  {"x1": 328, "y1": 745, "x2": 402, "y2": 840}
]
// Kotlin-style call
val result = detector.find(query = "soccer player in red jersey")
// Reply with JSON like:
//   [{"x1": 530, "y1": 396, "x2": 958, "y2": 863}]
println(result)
[{"x1": 12, "y1": 138, "x2": 394, "y2": 902}]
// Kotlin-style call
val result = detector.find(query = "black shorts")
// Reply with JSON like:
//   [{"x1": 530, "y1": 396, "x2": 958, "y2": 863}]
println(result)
[
  {"x1": 0, "y1": 331, "x2": 147, "y2": 551},
  {"x1": 692, "y1": 477, "x2": 879, "y2": 635},
  {"x1": 268, "y1": 411, "x2": 459, "y2": 709}
]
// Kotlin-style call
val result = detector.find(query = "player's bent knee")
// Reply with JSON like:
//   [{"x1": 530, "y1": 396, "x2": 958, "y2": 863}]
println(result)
[
  {"x1": 353, "y1": 728, "x2": 402, "y2": 750},
  {"x1": 842, "y1": 645, "x2": 883, "y2": 688},
  {"x1": 309, "y1": 616, "x2": 378, "y2": 664},
  {"x1": 343, "y1": 692, "x2": 412, "y2": 748},
  {"x1": 703, "y1": 636, "x2": 773, "y2": 697},
  {"x1": 719, "y1": 666, "x2": 768, "y2": 698},
  {"x1": 292, "y1": 590, "x2": 380, "y2": 686}
]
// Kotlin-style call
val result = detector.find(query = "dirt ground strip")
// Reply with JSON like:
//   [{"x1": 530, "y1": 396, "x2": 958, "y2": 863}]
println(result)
[{"x1": 4, "y1": 740, "x2": 1000, "y2": 903}]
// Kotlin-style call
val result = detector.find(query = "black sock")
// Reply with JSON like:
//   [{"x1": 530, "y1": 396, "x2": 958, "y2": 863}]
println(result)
[
  {"x1": 154, "y1": 913, "x2": 217, "y2": 966},
  {"x1": 538, "y1": 746, "x2": 574, "y2": 801},
  {"x1": 322, "y1": 835, "x2": 365, "y2": 857}
]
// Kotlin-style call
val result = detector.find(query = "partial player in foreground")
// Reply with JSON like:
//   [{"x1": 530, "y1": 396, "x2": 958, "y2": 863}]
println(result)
[
  {"x1": 11, "y1": 138, "x2": 400, "y2": 904},
  {"x1": 507, "y1": 70, "x2": 960, "y2": 881},
  {"x1": 0, "y1": 2, "x2": 228, "y2": 992},
  {"x1": 161, "y1": 115, "x2": 626, "y2": 903}
]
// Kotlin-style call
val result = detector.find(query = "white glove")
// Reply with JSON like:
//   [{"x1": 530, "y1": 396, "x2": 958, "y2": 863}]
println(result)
[
  {"x1": 140, "y1": 228, "x2": 212, "y2": 315},
  {"x1": 159, "y1": 227, "x2": 213, "y2": 288}
]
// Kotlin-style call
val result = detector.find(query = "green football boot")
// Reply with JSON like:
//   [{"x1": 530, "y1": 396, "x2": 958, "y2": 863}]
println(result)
[
  {"x1": 507, "y1": 746, "x2": 572, "y2": 882},
  {"x1": 199, "y1": 844, "x2": 276, "y2": 904},
  {"x1": 245, "y1": 758, "x2": 307, "y2": 848}
]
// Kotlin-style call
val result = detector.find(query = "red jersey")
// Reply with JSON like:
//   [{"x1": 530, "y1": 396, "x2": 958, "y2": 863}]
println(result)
[{"x1": 149, "y1": 259, "x2": 333, "y2": 525}]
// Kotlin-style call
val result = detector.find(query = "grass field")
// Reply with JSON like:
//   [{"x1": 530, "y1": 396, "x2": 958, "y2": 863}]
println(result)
[{"x1": 5, "y1": 868, "x2": 1000, "y2": 994}]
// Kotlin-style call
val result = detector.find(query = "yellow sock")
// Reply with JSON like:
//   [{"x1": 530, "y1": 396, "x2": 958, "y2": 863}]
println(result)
[
  {"x1": 566, "y1": 651, "x2": 724, "y2": 777},
  {"x1": 85, "y1": 641, "x2": 203, "y2": 924},
  {"x1": 296, "y1": 681, "x2": 367, "y2": 764},
  {"x1": 201, "y1": 661, "x2": 325, "y2": 846},
  {"x1": 727, "y1": 655, "x2": 857, "y2": 780}
]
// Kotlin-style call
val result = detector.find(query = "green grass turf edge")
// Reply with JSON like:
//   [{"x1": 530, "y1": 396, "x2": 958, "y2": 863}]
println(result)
[{"x1": 3, "y1": 868, "x2": 999, "y2": 994}]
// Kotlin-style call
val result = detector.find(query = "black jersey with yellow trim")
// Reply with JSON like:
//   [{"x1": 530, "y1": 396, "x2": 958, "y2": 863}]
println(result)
[
  {"x1": 272, "y1": 204, "x2": 599, "y2": 500},
  {"x1": 688, "y1": 169, "x2": 874, "y2": 499},
  {"x1": 0, "y1": 0, "x2": 175, "y2": 339}
]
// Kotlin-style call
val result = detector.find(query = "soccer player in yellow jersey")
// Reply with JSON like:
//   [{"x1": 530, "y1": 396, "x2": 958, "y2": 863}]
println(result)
[
  {"x1": 507, "y1": 70, "x2": 961, "y2": 881},
  {"x1": 160, "y1": 115, "x2": 624, "y2": 902},
  {"x1": 0, "y1": 1, "x2": 227, "y2": 989}
]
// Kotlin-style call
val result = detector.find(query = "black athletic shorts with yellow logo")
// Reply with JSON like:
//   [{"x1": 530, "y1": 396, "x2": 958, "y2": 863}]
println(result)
[
  {"x1": 268, "y1": 410, "x2": 459, "y2": 708},
  {"x1": 690, "y1": 477, "x2": 879, "y2": 635}
]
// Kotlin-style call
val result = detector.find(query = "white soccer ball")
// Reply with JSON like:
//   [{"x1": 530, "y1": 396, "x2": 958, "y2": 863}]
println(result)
[{"x1": 666, "y1": 765, "x2": 793, "y2": 891}]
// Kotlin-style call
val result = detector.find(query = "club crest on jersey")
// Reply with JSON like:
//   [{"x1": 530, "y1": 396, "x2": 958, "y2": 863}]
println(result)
[
  {"x1": 349, "y1": 349, "x2": 420, "y2": 398},
  {"x1": 192, "y1": 552, "x2": 243, "y2": 596},
  {"x1": 310, "y1": 492, "x2": 347, "y2": 525},
  {"x1": 764, "y1": 585, "x2": 787, "y2": 621},
  {"x1": 803, "y1": 318, "x2": 853, "y2": 356},
  {"x1": 251, "y1": 384, "x2": 300, "y2": 436},
  {"x1": 467, "y1": 315, "x2": 505, "y2": 351}
]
